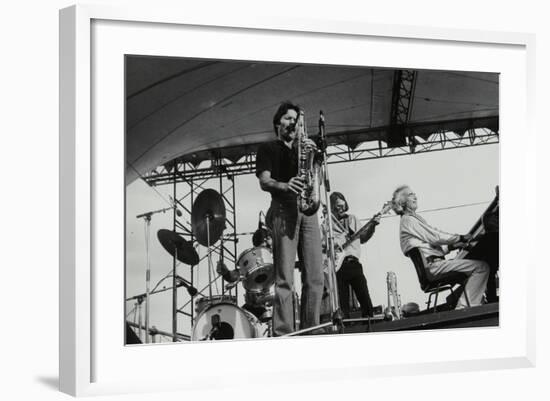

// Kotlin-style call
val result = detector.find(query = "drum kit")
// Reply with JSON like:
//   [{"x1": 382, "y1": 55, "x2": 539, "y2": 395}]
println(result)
[
  {"x1": 190, "y1": 245, "x2": 280, "y2": 340},
  {"x1": 190, "y1": 242, "x2": 281, "y2": 340},
  {"x1": 150, "y1": 188, "x2": 281, "y2": 341}
]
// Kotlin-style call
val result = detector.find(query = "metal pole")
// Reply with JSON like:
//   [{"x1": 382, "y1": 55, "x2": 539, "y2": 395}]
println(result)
[
  {"x1": 144, "y1": 216, "x2": 151, "y2": 343},
  {"x1": 133, "y1": 302, "x2": 138, "y2": 325},
  {"x1": 172, "y1": 169, "x2": 178, "y2": 342},
  {"x1": 318, "y1": 112, "x2": 342, "y2": 332},
  {"x1": 207, "y1": 215, "x2": 213, "y2": 299},
  {"x1": 231, "y1": 176, "x2": 238, "y2": 301},
  {"x1": 127, "y1": 321, "x2": 191, "y2": 341},
  {"x1": 219, "y1": 174, "x2": 224, "y2": 295},
  {"x1": 137, "y1": 300, "x2": 143, "y2": 340},
  {"x1": 190, "y1": 180, "x2": 195, "y2": 326}
]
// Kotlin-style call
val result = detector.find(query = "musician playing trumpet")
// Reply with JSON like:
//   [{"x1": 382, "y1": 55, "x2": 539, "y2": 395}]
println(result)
[
  {"x1": 322, "y1": 191, "x2": 380, "y2": 318},
  {"x1": 256, "y1": 101, "x2": 324, "y2": 336}
]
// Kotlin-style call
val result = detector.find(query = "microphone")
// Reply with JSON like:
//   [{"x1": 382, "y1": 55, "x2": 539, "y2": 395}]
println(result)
[
  {"x1": 175, "y1": 275, "x2": 198, "y2": 296},
  {"x1": 258, "y1": 211, "x2": 263, "y2": 230}
]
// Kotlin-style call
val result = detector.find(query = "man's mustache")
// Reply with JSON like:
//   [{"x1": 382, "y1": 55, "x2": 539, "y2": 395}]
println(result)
[{"x1": 286, "y1": 123, "x2": 297, "y2": 133}]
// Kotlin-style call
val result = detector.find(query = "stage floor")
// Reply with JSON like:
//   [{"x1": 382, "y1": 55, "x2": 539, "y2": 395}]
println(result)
[{"x1": 342, "y1": 303, "x2": 499, "y2": 334}]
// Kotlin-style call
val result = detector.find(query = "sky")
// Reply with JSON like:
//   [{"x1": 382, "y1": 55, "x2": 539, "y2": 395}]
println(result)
[{"x1": 125, "y1": 142, "x2": 499, "y2": 342}]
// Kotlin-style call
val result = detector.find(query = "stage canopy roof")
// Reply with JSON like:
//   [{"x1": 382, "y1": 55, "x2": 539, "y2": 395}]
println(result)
[{"x1": 126, "y1": 56, "x2": 499, "y2": 184}]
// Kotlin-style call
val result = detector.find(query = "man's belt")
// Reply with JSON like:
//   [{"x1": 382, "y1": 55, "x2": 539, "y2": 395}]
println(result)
[{"x1": 426, "y1": 255, "x2": 445, "y2": 264}]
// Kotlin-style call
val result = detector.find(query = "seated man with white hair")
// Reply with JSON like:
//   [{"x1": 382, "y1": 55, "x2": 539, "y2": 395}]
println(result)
[{"x1": 391, "y1": 185, "x2": 490, "y2": 309}]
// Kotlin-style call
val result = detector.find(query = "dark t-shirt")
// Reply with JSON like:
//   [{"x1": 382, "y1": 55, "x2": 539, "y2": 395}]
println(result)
[{"x1": 255, "y1": 140, "x2": 298, "y2": 203}]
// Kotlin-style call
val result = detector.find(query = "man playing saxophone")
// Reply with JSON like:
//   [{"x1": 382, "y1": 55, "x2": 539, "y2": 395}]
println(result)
[{"x1": 256, "y1": 101, "x2": 324, "y2": 336}]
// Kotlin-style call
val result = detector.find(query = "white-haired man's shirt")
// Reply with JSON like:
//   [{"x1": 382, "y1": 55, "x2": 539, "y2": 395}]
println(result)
[{"x1": 399, "y1": 213, "x2": 460, "y2": 258}]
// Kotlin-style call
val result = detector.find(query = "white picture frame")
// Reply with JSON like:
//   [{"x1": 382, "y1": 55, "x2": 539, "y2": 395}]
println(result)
[{"x1": 59, "y1": 4, "x2": 536, "y2": 397}]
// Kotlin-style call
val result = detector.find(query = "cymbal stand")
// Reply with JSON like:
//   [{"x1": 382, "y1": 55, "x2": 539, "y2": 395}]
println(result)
[
  {"x1": 206, "y1": 215, "x2": 213, "y2": 299},
  {"x1": 172, "y1": 247, "x2": 178, "y2": 342},
  {"x1": 143, "y1": 214, "x2": 152, "y2": 343}
]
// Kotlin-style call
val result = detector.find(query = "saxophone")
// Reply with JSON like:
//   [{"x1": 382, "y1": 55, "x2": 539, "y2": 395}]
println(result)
[
  {"x1": 385, "y1": 271, "x2": 402, "y2": 320},
  {"x1": 295, "y1": 110, "x2": 321, "y2": 216}
]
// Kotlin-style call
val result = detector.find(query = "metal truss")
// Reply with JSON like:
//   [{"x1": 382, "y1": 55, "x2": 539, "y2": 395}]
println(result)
[
  {"x1": 388, "y1": 69, "x2": 417, "y2": 148},
  {"x1": 390, "y1": 69, "x2": 417, "y2": 126},
  {"x1": 327, "y1": 128, "x2": 498, "y2": 164},
  {"x1": 167, "y1": 172, "x2": 239, "y2": 340},
  {"x1": 143, "y1": 127, "x2": 499, "y2": 186}
]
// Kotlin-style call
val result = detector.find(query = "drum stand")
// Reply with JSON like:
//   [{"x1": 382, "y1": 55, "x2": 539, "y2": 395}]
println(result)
[
  {"x1": 206, "y1": 215, "x2": 214, "y2": 299},
  {"x1": 191, "y1": 215, "x2": 216, "y2": 336},
  {"x1": 171, "y1": 247, "x2": 179, "y2": 341}
]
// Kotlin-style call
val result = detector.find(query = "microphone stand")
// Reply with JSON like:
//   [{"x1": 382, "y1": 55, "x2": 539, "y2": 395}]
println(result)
[
  {"x1": 136, "y1": 296, "x2": 143, "y2": 340},
  {"x1": 126, "y1": 278, "x2": 199, "y2": 301},
  {"x1": 136, "y1": 205, "x2": 175, "y2": 343},
  {"x1": 286, "y1": 111, "x2": 343, "y2": 337},
  {"x1": 317, "y1": 111, "x2": 343, "y2": 334}
]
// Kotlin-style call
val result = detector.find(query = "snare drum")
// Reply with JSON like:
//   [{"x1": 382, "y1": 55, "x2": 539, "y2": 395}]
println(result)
[
  {"x1": 191, "y1": 302, "x2": 264, "y2": 341},
  {"x1": 237, "y1": 246, "x2": 274, "y2": 293},
  {"x1": 194, "y1": 295, "x2": 236, "y2": 315},
  {"x1": 244, "y1": 288, "x2": 274, "y2": 308}
]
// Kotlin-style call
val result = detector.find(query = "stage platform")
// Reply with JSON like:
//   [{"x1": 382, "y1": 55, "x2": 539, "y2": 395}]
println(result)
[{"x1": 342, "y1": 303, "x2": 499, "y2": 334}]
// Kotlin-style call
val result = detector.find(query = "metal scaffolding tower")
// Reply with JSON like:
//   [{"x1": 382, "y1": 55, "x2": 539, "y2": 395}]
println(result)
[{"x1": 159, "y1": 169, "x2": 239, "y2": 341}]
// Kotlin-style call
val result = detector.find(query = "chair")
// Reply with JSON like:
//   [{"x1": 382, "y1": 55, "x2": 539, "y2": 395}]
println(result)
[{"x1": 406, "y1": 248, "x2": 470, "y2": 312}]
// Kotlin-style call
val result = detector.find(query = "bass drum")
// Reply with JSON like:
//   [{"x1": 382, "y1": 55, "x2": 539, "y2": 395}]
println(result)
[
  {"x1": 191, "y1": 302, "x2": 265, "y2": 341},
  {"x1": 194, "y1": 295, "x2": 237, "y2": 315}
]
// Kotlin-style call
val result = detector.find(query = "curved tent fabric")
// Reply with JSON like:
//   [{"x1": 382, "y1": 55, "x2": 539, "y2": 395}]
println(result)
[{"x1": 125, "y1": 56, "x2": 498, "y2": 184}]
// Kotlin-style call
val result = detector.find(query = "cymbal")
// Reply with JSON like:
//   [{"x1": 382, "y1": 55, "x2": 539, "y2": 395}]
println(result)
[
  {"x1": 191, "y1": 189, "x2": 226, "y2": 246},
  {"x1": 157, "y1": 229, "x2": 199, "y2": 265}
]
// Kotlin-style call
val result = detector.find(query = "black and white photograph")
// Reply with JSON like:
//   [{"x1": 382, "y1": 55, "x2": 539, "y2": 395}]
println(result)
[
  {"x1": 4, "y1": 0, "x2": 547, "y2": 398},
  {"x1": 124, "y1": 56, "x2": 499, "y2": 344}
]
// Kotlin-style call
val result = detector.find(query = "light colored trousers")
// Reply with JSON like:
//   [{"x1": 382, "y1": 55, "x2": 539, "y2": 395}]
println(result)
[
  {"x1": 270, "y1": 200, "x2": 324, "y2": 336},
  {"x1": 427, "y1": 258, "x2": 490, "y2": 308}
]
